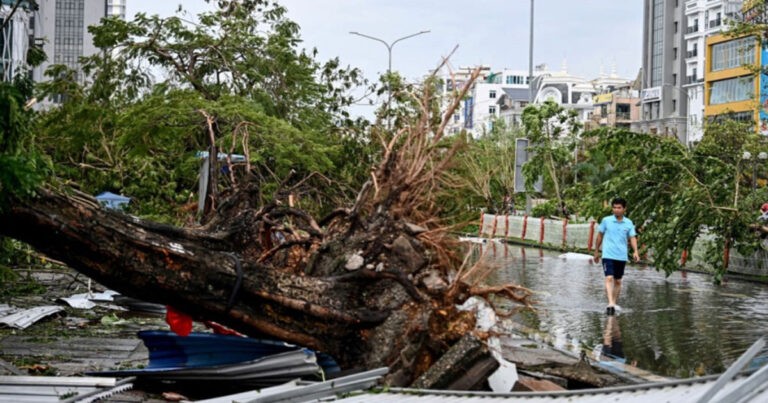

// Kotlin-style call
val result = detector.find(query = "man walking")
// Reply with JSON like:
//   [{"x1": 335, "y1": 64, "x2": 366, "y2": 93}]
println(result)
[{"x1": 593, "y1": 197, "x2": 640, "y2": 315}]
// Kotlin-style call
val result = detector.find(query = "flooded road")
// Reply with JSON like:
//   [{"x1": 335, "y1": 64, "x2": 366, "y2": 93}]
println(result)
[{"x1": 476, "y1": 241, "x2": 768, "y2": 378}]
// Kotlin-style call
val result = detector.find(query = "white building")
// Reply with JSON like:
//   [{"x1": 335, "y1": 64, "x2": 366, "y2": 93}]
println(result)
[
  {"x1": 472, "y1": 69, "x2": 534, "y2": 134},
  {"x1": 683, "y1": 0, "x2": 743, "y2": 144},
  {"x1": 440, "y1": 67, "x2": 540, "y2": 137},
  {"x1": 0, "y1": 2, "x2": 35, "y2": 82},
  {"x1": 32, "y1": 0, "x2": 127, "y2": 87},
  {"x1": 532, "y1": 63, "x2": 601, "y2": 123}
]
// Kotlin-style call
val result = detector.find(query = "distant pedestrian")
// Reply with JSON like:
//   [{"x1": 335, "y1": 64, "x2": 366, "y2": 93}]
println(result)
[
  {"x1": 758, "y1": 203, "x2": 768, "y2": 246},
  {"x1": 759, "y1": 203, "x2": 768, "y2": 224},
  {"x1": 593, "y1": 197, "x2": 640, "y2": 315}
]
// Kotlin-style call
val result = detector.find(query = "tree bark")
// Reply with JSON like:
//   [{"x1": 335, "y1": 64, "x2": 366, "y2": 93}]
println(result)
[{"x1": 0, "y1": 187, "x2": 482, "y2": 384}]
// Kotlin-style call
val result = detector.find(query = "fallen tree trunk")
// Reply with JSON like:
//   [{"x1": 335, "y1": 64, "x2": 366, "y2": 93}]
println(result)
[
  {"x1": 0, "y1": 188, "x2": 429, "y2": 368},
  {"x1": 0, "y1": 65, "x2": 533, "y2": 385}
]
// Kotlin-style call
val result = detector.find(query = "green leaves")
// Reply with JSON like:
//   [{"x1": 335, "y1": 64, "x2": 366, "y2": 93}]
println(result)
[
  {"x1": 20, "y1": 1, "x2": 377, "y2": 222},
  {"x1": 0, "y1": 75, "x2": 45, "y2": 211},
  {"x1": 521, "y1": 101, "x2": 582, "y2": 216},
  {"x1": 585, "y1": 124, "x2": 767, "y2": 281}
]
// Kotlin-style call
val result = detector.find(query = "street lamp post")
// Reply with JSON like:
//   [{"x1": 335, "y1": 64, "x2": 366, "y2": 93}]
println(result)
[
  {"x1": 349, "y1": 30, "x2": 430, "y2": 129},
  {"x1": 526, "y1": 0, "x2": 534, "y2": 215}
]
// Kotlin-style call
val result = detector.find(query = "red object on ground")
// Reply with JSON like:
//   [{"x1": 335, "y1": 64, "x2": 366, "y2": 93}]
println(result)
[
  {"x1": 762, "y1": 203, "x2": 768, "y2": 213},
  {"x1": 204, "y1": 321, "x2": 246, "y2": 337},
  {"x1": 166, "y1": 306, "x2": 193, "y2": 337}
]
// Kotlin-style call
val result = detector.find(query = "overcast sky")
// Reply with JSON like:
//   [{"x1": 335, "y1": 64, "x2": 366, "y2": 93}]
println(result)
[{"x1": 126, "y1": 1, "x2": 643, "y2": 112}]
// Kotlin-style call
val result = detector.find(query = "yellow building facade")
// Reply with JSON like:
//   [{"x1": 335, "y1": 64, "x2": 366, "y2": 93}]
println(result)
[{"x1": 703, "y1": 34, "x2": 761, "y2": 125}]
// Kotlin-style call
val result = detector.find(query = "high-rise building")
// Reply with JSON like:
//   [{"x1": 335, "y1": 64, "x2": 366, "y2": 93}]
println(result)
[
  {"x1": 635, "y1": 0, "x2": 743, "y2": 145},
  {"x1": 682, "y1": 0, "x2": 743, "y2": 144},
  {"x1": 32, "y1": 0, "x2": 126, "y2": 85},
  {"x1": 634, "y1": 0, "x2": 689, "y2": 143}
]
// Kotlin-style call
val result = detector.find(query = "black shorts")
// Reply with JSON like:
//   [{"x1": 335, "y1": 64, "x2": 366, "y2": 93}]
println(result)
[{"x1": 603, "y1": 259, "x2": 626, "y2": 279}]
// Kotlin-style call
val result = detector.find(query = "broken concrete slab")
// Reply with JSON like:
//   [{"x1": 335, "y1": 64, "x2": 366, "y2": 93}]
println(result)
[
  {"x1": 410, "y1": 334, "x2": 495, "y2": 390},
  {"x1": 500, "y1": 336, "x2": 578, "y2": 367}
]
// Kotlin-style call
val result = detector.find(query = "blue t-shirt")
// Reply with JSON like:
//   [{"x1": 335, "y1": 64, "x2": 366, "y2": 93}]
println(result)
[{"x1": 598, "y1": 215, "x2": 636, "y2": 261}]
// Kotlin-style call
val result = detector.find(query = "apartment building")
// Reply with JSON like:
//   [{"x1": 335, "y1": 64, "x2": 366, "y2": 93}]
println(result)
[
  {"x1": 441, "y1": 67, "x2": 538, "y2": 136},
  {"x1": 32, "y1": 0, "x2": 126, "y2": 86},
  {"x1": 683, "y1": 0, "x2": 743, "y2": 144},
  {"x1": 703, "y1": 33, "x2": 761, "y2": 127},
  {"x1": 634, "y1": 0, "x2": 689, "y2": 143}
]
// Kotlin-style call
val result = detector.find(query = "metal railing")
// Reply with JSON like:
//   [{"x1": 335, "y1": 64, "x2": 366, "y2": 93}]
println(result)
[{"x1": 686, "y1": 25, "x2": 699, "y2": 34}]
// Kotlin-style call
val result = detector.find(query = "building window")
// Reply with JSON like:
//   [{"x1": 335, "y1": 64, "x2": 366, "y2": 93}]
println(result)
[
  {"x1": 674, "y1": 21, "x2": 678, "y2": 33},
  {"x1": 651, "y1": 0, "x2": 664, "y2": 86},
  {"x1": 489, "y1": 90, "x2": 497, "y2": 99},
  {"x1": 489, "y1": 105, "x2": 496, "y2": 115},
  {"x1": 672, "y1": 99, "x2": 676, "y2": 112},
  {"x1": 709, "y1": 76, "x2": 754, "y2": 105},
  {"x1": 711, "y1": 37, "x2": 756, "y2": 72},
  {"x1": 673, "y1": 73, "x2": 677, "y2": 85},
  {"x1": 673, "y1": 47, "x2": 678, "y2": 59},
  {"x1": 505, "y1": 75, "x2": 526, "y2": 85},
  {"x1": 616, "y1": 103, "x2": 631, "y2": 120},
  {"x1": 708, "y1": 111, "x2": 753, "y2": 123}
]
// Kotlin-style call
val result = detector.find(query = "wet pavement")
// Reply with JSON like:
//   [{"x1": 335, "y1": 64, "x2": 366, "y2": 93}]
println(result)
[{"x1": 478, "y1": 241, "x2": 768, "y2": 378}]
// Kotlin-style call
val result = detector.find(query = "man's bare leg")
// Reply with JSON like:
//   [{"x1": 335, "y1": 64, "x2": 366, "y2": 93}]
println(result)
[
  {"x1": 604, "y1": 276, "x2": 616, "y2": 307},
  {"x1": 613, "y1": 278, "x2": 623, "y2": 306}
]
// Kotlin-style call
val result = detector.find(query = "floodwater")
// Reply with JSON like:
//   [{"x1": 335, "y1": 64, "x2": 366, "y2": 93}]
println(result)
[{"x1": 473, "y1": 240, "x2": 768, "y2": 378}]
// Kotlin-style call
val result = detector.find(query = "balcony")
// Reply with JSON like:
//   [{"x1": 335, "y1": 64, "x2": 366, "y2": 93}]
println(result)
[
  {"x1": 616, "y1": 112, "x2": 631, "y2": 121},
  {"x1": 708, "y1": 18, "x2": 722, "y2": 29},
  {"x1": 686, "y1": 25, "x2": 699, "y2": 34},
  {"x1": 686, "y1": 49, "x2": 698, "y2": 58},
  {"x1": 686, "y1": 76, "x2": 704, "y2": 85}
]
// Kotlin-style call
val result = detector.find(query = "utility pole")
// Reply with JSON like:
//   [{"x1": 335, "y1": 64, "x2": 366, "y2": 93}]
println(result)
[{"x1": 526, "y1": 0, "x2": 534, "y2": 214}]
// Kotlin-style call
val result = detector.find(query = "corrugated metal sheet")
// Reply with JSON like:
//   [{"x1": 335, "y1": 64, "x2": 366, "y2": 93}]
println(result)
[
  {"x1": 0, "y1": 305, "x2": 63, "y2": 329},
  {"x1": 0, "y1": 376, "x2": 132, "y2": 403},
  {"x1": 93, "y1": 349, "x2": 321, "y2": 385},
  {"x1": 335, "y1": 373, "x2": 768, "y2": 403},
  {"x1": 196, "y1": 367, "x2": 388, "y2": 403}
]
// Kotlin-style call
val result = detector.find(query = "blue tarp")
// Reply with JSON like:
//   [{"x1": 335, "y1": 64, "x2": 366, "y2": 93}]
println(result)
[
  {"x1": 95, "y1": 191, "x2": 131, "y2": 210},
  {"x1": 134, "y1": 330, "x2": 339, "y2": 373}
]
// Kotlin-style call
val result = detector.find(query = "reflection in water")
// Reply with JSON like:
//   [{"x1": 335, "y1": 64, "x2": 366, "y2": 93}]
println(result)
[
  {"x1": 473, "y1": 242, "x2": 768, "y2": 378},
  {"x1": 602, "y1": 315, "x2": 624, "y2": 361}
]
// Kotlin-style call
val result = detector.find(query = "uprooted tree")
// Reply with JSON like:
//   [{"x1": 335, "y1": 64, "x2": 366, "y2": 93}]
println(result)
[
  {"x1": 0, "y1": 66, "x2": 532, "y2": 385},
  {"x1": 0, "y1": 1, "x2": 533, "y2": 384}
]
